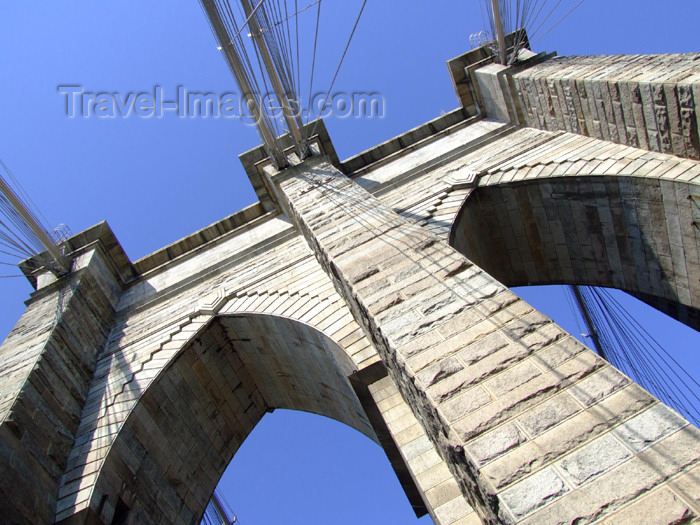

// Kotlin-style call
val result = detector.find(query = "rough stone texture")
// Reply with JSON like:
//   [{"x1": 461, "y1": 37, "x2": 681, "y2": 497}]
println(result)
[
  {"x1": 513, "y1": 54, "x2": 700, "y2": 160},
  {"x1": 557, "y1": 433, "x2": 633, "y2": 486},
  {"x1": 450, "y1": 128, "x2": 700, "y2": 331},
  {"x1": 516, "y1": 392, "x2": 581, "y2": 438},
  {"x1": 0, "y1": 242, "x2": 123, "y2": 525},
  {"x1": 466, "y1": 422, "x2": 527, "y2": 466},
  {"x1": 499, "y1": 467, "x2": 570, "y2": 520},
  {"x1": 368, "y1": 375, "x2": 476, "y2": 525},
  {"x1": 267, "y1": 154, "x2": 699, "y2": 524},
  {"x1": 0, "y1": 49, "x2": 699, "y2": 525},
  {"x1": 600, "y1": 487, "x2": 696, "y2": 525},
  {"x1": 521, "y1": 425, "x2": 700, "y2": 524},
  {"x1": 613, "y1": 403, "x2": 689, "y2": 452}
]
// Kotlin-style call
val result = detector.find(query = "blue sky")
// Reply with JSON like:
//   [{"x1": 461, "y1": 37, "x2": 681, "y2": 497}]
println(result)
[{"x1": 1, "y1": 1, "x2": 700, "y2": 524}]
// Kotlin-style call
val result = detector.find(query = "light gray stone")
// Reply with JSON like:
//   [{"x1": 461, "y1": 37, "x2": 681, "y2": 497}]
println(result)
[
  {"x1": 517, "y1": 392, "x2": 581, "y2": 437},
  {"x1": 467, "y1": 422, "x2": 527, "y2": 465},
  {"x1": 417, "y1": 356, "x2": 465, "y2": 388},
  {"x1": 557, "y1": 433, "x2": 633, "y2": 486},
  {"x1": 500, "y1": 467, "x2": 571, "y2": 519},
  {"x1": 602, "y1": 487, "x2": 696, "y2": 524},
  {"x1": 457, "y1": 332, "x2": 509, "y2": 365},
  {"x1": 568, "y1": 366, "x2": 629, "y2": 407},
  {"x1": 440, "y1": 386, "x2": 493, "y2": 423},
  {"x1": 614, "y1": 403, "x2": 688, "y2": 452},
  {"x1": 486, "y1": 360, "x2": 543, "y2": 398}
]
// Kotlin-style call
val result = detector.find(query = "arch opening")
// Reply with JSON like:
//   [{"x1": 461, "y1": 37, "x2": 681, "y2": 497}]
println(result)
[
  {"x1": 211, "y1": 408, "x2": 435, "y2": 524},
  {"x1": 450, "y1": 175, "x2": 700, "y2": 331},
  {"x1": 82, "y1": 313, "x2": 425, "y2": 525}
]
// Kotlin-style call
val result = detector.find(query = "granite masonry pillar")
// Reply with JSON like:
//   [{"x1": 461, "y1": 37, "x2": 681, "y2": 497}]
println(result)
[
  {"x1": 0, "y1": 225, "x2": 127, "y2": 524},
  {"x1": 266, "y1": 156, "x2": 700, "y2": 523}
]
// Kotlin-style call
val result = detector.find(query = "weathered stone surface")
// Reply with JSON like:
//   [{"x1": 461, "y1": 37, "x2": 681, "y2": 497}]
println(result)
[
  {"x1": 484, "y1": 361, "x2": 543, "y2": 398},
  {"x1": 482, "y1": 384, "x2": 655, "y2": 490},
  {"x1": 513, "y1": 54, "x2": 700, "y2": 160},
  {"x1": 466, "y1": 422, "x2": 527, "y2": 466},
  {"x1": 440, "y1": 386, "x2": 493, "y2": 423},
  {"x1": 457, "y1": 332, "x2": 509, "y2": 365},
  {"x1": 0, "y1": 245, "x2": 123, "y2": 525},
  {"x1": 557, "y1": 433, "x2": 633, "y2": 486},
  {"x1": 523, "y1": 424, "x2": 700, "y2": 524},
  {"x1": 601, "y1": 487, "x2": 696, "y2": 524},
  {"x1": 669, "y1": 465, "x2": 700, "y2": 511},
  {"x1": 568, "y1": 366, "x2": 629, "y2": 407},
  {"x1": 434, "y1": 495, "x2": 475, "y2": 524},
  {"x1": 613, "y1": 403, "x2": 689, "y2": 452},
  {"x1": 417, "y1": 356, "x2": 465, "y2": 388},
  {"x1": 500, "y1": 467, "x2": 571, "y2": 520},
  {"x1": 517, "y1": 392, "x2": 581, "y2": 438}
]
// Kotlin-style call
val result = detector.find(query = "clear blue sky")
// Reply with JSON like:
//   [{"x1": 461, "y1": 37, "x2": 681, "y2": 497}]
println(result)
[{"x1": 1, "y1": 2, "x2": 699, "y2": 524}]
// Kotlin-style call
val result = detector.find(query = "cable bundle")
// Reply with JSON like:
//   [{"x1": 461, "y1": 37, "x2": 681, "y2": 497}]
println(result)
[
  {"x1": 198, "y1": 0, "x2": 367, "y2": 167},
  {"x1": 202, "y1": 489, "x2": 239, "y2": 525},
  {"x1": 0, "y1": 159, "x2": 67, "y2": 278},
  {"x1": 479, "y1": 0, "x2": 588, "y2": 63}
]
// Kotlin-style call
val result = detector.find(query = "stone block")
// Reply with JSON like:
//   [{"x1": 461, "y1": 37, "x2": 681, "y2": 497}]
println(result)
[
  {"x1": 456, "y1": 332, "x2": 509, "y2": 365},
  {"x1": 436, "y1": 311, "x2": 493, "y2": 341},
  {"x1": 481, "y1": 384, "x2": 653, "y2": 490},
  {"x1": 522, "y1": 424, "x2": 700, "y2": 524},
  {"x1": 474, "y1": 63, "x2": 511, "y2": 122},
  {"x1": 408, "y1": 448, "x2": 443, "y2": 476},
  {"x1": 556, "y1": 433, "x2": 633, "y2": 486},
  {"x1": 568, "y1": 366, "x2": 629, "y2": 407},
  {"x1": 426, "y1": 478, "x2": 464, "y2": 510},
  {"x1": 517, "y1": 392, "x2": 581, "y2": 438},
  {"x1": 453, "y1": 349, "x2": 601, "y2": 441},
  {"x1": 500, "y1": 467, "x2": 571, "y2": 520},
  {"x1": 484, "y1": 360, "x2": 543, "y2": 398},
  {"x1": 426, "y1": 369, "x2": 478, "y2": 404},
  {"x1": 401, "y1": 434, "x2": 434, "y2": 461},
  {"x1": 439, "y1": 385, "x2": 492, "y2": 423},
  {"x1": 417, "y1": 356, "x2": 465, "y2": 389},
  {"x1": 416, "y1": 461, "x2": 454, "y2": 493},
  {"x1": 466, "y1": 421, "x2": 527, "y2": 466},
  {"x1": 406, "y1": 334, "x2": 468, "y2": 373},
  {"x1": 601, "y1": 486, "x2": 696, "y2": 524},
  {"x1": 433, "y1": 495, "x2": 474, "y2": 525},
  {"x1": 613, "y1": 403, "x2": 688, "y2": 452},
  {"x1": 668, "y1": 465, "x2": 700, "y2": 511}
]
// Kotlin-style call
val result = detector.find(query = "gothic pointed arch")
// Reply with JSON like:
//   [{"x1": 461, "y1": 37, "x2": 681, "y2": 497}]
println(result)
[{"x1": 61, "y1": 313, "x2": 387, "y2": 523}]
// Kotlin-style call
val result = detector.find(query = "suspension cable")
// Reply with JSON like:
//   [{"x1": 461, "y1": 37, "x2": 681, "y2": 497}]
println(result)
[{"x1": 566, "y1": 285, "x2": 700, "y2": 426}]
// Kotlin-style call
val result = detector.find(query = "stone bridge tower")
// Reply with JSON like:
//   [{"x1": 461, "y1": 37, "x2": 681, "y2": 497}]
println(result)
[{"x1": 1, "y1": 41, "x2": 700, "y2": 524}]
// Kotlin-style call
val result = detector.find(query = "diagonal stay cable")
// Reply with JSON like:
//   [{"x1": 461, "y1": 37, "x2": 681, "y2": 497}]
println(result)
[
  {"x1": 306, "y1": 0, "x2": 368, "y2": 146},
  {"x1": 531, "y1": 0, "x2": 587, "y2": 45},
  {"x1": 303, "y1": 0, "x2": 322, "y2": 142},
  {"x1": 602, "y1": 288, "x2": 700, "y2": 401}
]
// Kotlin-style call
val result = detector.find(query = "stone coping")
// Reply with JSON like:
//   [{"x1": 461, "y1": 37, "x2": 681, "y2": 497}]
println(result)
[{"x1": 20, "y1": 221, "x2": 135, "y2": 289}]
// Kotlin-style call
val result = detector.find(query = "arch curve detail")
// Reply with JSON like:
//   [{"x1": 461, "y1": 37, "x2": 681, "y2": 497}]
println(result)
[
  {"x1": 56, "y1": 312, "x2": 377, "y2": 524},
  {"x1": 446, "y1": 133, "x2": 700, "y2": 330}
]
